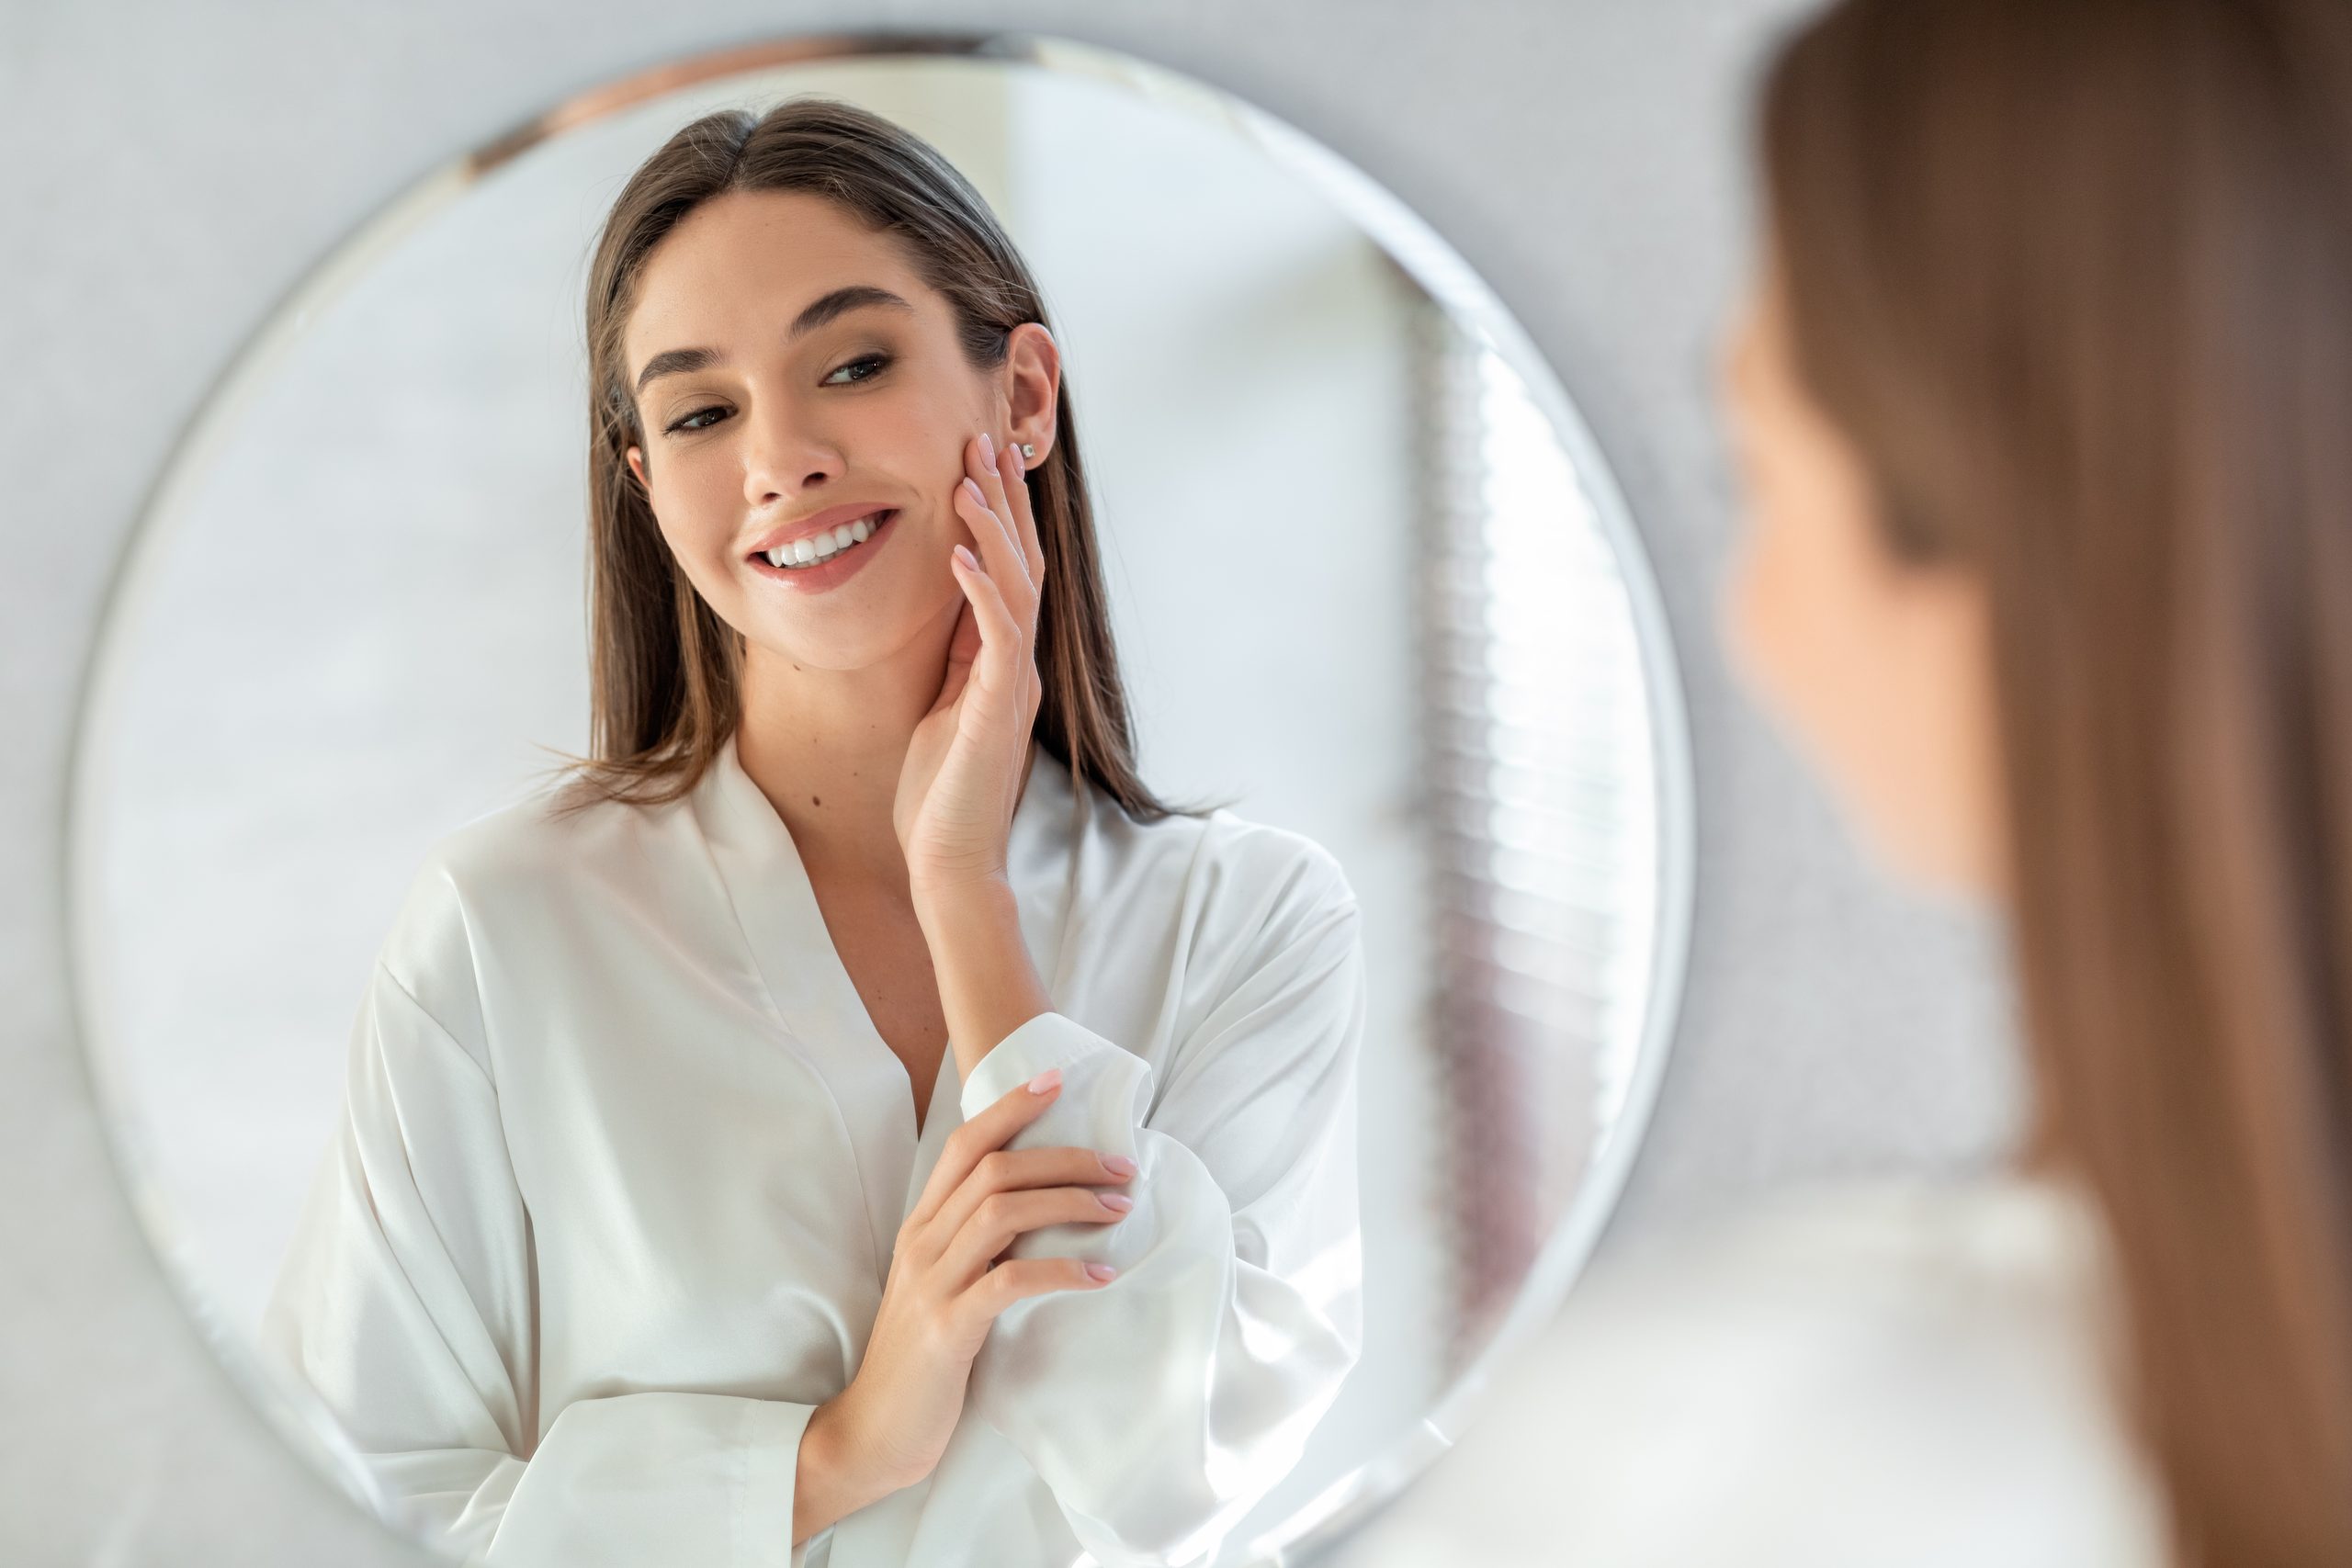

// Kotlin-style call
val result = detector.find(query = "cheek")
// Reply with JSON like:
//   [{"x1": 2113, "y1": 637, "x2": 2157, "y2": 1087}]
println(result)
[
  {"x1": 850, "y1": 395, "x2": 971, "y2": 515},
  {"x1": 1722, "y1": 493, "x2": 1819, "y2": 727},
  {"x1": 644, "y1": 471, "x2": 745, "y2": 603},
  {"x1": 1725, "y1": 479, "x2": 1922, "y2": 806},
  {"x1": 1722, "y1": 395, "x2": 1893, "y2": 739},
  {"x1": 1741, "y1": 505, "x2": 1996, "y2": 885}
]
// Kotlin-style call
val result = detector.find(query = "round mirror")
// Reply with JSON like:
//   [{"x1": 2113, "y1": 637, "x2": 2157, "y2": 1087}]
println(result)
[{"x1": 68, "y1": 31, "x2": 1690, "y2": 1566}]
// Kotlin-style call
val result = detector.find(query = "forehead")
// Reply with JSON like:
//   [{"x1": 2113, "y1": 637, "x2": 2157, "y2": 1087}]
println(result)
[{"x1": 622, "y1": 187, "x2": 933, "y2": 366}]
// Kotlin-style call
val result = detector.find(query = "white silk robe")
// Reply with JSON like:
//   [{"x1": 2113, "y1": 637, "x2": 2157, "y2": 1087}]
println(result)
[{"x1": 259, "y1": 734, "x2": 1366, "y2": 1568}]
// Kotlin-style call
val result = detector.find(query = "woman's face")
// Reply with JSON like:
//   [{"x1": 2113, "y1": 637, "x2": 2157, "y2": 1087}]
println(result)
[
  {"x1": 621, "y1": 187, "x2": 1058, "y2": 674},
  {"x1": 1717, "y1": 252, "x2": 2005, "y2": 898}
]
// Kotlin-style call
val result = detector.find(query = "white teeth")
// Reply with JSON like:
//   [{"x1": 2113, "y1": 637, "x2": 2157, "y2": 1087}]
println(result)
[{"x1": 762, "y1": 512, "x2": 887, "y2": 571}]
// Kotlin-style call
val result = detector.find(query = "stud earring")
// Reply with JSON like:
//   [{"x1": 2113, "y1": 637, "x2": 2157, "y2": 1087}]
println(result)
[{"x1": 1018, "y1": 443, "x2": 1036, "y2": 460}]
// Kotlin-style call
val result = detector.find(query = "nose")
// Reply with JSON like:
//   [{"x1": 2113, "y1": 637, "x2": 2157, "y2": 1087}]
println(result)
[{"x1": 741, "y1": 397, "x2": 841, "y2": 510}]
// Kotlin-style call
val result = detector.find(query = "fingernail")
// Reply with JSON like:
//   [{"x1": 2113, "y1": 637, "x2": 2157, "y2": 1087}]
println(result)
[
  {"x1": 963, "y1": 476, "x2": 985, "y2": 502},
  {"x1": 1087, "y1": 1263, "x2": 1118, "y2": 1281},
  {"x1": 1098, "y1": 1191, "x2": 1135, "y2": 1213},
  {"x1": 978, "y1": 431, "x2": 994, "y2": 465},
  {"x1": 955, "y1": 543, "x2": 977, "y2": 570},
  {"x1": 1027, "y1": 1067, "x2": 1061, "y2": 1094},
  {"x1": 1101, "y1": 1154, "x2": 1138, "y2": 1177}
]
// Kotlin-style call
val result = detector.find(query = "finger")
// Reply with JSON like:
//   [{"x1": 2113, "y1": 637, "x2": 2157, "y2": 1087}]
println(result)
[
  {"x1": 958, "y1": 1257, "x2": 1117, "y2": 1330},
  {"x1": 906, "y1": 1067, "x2": 1063, "y2": 1227},
  {"x1": 968, "y1": 433, "x2": 1017, "y2": 552},
  {"x1": 956, "y1": 476, "x2": 1034, "y2": 608},
  {"x1": 981, "y1": 436, "x2": 1029, "y2": 570},
  {"x1": 940, "y1": 1185, "x2": 1131, "y2": 1287},
  {"x1": 950, "y1": 540, "x2": 1018, "y2": 635},
  {"x1": 928, "y1": 1145, "x2": 1136, "y2": 1246},
  {"x1": 949, "y1": 544, "x2": 1028, "y2": 688},
  {"x1": 1001, "y1": 463, "x2": 1042, "y2": 716},
  {"x1": 1005, "y1": 441, "x2": 1047, "y2": 592},
  {"x1": 963, "y1": 434, "x2": 1020, "y2": 561}
]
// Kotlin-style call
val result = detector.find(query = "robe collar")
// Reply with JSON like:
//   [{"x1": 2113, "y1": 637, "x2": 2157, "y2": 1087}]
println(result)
[{"x1": 688, "y1": 729, "x2": 1085, "y2": 1280}]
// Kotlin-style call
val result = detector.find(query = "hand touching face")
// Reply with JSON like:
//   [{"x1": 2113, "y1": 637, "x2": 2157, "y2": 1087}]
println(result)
[{"x1": 620, "y1": 187, "x2": 1058, "y2": 678}]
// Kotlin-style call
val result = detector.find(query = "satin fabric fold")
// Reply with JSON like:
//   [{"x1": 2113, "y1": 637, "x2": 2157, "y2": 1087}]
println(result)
[{"x1": 262, "y1": 734, "x2": 1365, "y2": 1566}]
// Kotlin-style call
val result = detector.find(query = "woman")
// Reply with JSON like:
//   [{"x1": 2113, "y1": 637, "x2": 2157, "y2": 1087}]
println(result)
[
  {"x1": 260, "y1": 96, "x2": 1367, "y2": 1568},
  {"x1": 1341, "y1": 0, "x2": 2352, "y2": 1564}
]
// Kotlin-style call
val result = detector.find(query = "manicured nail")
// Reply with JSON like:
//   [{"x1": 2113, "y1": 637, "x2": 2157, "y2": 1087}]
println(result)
[
  {"x1": 1101, "y1": 1154, "x2": 1138, "y2": 1177},
  {"x1": 1098, "y1": 1192, "x2": 1135, "y2": 1213},
  {"x1": 963, "y1": 476, "x2": 985, "y2": 502},
  {"x1": 1027, "y1": 1067, "x2": 1061, "y2": 1094},
  {"x1": 1086, "y1": 1263, "x2": 1118, "y2": 1281},
  {"x1": 955, "y1": 544, "x2": 978, "y2": 570},
  {"x1": 978, "y1": 431, "x2": 994, "y2": 466}
]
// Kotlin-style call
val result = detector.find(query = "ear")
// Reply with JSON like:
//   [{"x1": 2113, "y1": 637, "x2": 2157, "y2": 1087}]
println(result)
[
  {"x1": 626, "y1": 445, "x2": 646, "y2": 489},
  {"x1": 1001, "y1": 322, "x2": 1061, "y2": 464}
]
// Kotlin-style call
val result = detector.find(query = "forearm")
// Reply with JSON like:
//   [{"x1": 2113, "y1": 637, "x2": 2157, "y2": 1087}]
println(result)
[{"x1": 915, "y1": 878, "x2": 1054, "y2": 1081}]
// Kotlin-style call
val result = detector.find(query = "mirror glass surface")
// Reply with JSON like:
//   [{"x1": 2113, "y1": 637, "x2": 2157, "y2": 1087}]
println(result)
[{"x1": 68, "y1": 33, "x2": 1690, "y2": 1564}]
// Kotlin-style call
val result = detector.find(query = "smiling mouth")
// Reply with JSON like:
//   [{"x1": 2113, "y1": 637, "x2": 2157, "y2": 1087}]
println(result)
[{"x1": 752, "y1": 508, "x2": 896, "y2": 570}]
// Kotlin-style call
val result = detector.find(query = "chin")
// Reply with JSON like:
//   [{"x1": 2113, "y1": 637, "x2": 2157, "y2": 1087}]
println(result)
[{"x1": 738, "y1": 599, "x2": 926, "y2": 673}]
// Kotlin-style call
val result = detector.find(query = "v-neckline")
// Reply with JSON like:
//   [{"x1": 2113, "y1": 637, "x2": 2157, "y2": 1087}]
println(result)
[{"x1": 691, "y1": 731, "x2": 1085, "y2": 1279}]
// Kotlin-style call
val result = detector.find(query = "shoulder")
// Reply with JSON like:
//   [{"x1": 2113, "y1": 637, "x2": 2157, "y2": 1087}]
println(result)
[
  {"x1": 1077, "y1": 771, "x2": 1361, "y2": 946},
  {"x1": 1339, "y1": 1177, "x2": 2167, "y2": 1568},
  {"x1": 371, "y1": 769, "x2": 683, "y2": 1048},
  {"x1": 419, "y1": 768, "x2": 677, "y2": 895},
  {"x1": 1195, "y1": 808, "x2": 1361, "y2": 953},
  {"x1": 1143, "y1": 795, "x2": 1361, "y2": 926}
]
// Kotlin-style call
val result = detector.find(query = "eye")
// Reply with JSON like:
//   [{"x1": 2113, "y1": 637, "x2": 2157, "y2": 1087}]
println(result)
[
  {"x1": 663, "y1": 405, "x2": 728, "y2": 435},
  {"x1": 823, "y1": 352, "x2": 892, "y2": 387}
]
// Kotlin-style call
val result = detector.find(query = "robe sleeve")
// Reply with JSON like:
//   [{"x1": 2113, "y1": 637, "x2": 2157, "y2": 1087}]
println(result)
[
  {"x1": 955, "y1": 842, "x2": 1368, "y2": 1566},
  {"x1": 259, "y1": 958, "x2": 820, "y2": 1567}
]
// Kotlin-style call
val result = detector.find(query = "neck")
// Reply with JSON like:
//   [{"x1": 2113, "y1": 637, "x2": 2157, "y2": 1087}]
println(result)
[{"x1": 732, "y1": 610, "x2": 1036, "y2": 885}]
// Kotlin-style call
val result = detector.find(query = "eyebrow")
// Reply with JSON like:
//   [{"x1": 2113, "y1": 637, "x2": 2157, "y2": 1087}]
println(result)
[{"x1": 632, "y1": 285, "x2": 915, "y2": 397}]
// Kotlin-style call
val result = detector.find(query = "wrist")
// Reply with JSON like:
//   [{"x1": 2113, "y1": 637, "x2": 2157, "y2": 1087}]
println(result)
[
  {"x1": 794, "y1": 1392, "x2": 901, "y2": 1542},
  {"x1": 910, "y1": 870, "x2": 1015, "y2": 926}
]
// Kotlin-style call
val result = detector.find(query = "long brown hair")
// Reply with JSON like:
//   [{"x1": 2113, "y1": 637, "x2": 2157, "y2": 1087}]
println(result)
[
  {"x1": 1760, "y1": 0, "x2": 2352, "y2": 1560},
  {"x1": 558, "y1": 95, "x2": 1204, "y2": 824}
]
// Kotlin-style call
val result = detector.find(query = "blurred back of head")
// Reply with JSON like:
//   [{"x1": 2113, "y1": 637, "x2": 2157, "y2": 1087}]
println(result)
[{"x1": 1759, "y1": 1, "x2": 2352, "y2": 1560}]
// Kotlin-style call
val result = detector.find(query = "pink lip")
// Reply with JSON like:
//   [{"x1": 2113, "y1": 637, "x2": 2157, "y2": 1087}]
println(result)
[{"x1": 744, "y1": 507, "x2": 899, "y2": 594}]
